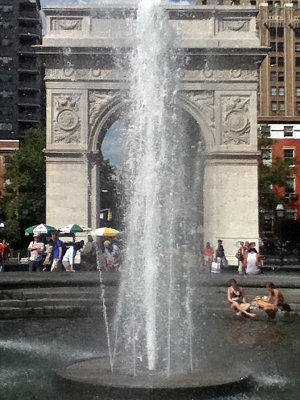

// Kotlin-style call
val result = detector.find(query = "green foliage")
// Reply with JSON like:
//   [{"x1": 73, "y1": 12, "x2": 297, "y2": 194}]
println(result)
[
  {"x1": 100, "y1": 159, "x2": 123, "y2": 229},
  {"x1": 258, "y1": 128, "x2": 293, "y2": 212},
  {"x1": 0, "y1": 128, "x2": 46, "y2": 249}
]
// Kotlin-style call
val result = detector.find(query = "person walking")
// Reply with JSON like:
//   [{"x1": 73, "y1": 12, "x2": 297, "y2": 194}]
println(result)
[
  {"x1": 50, "y1": 232, "x2": 63, "y2": 272},
  {"x1": 62, "y1": 242, "x2": 80, "y2": 272},
  {"x1": 28, "y1": 234, "x2": 44, "y2": 272}
]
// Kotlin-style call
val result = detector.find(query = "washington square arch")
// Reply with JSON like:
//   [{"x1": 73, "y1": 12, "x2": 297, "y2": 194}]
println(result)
[{"x1": 39, "y1": 2, "x2": 266, "y2": 261}]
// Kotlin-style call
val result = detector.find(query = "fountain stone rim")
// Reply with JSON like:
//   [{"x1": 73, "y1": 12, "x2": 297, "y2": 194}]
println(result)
[{"x1": 55, "y1": 357, "x2": 251, "y2": 397}]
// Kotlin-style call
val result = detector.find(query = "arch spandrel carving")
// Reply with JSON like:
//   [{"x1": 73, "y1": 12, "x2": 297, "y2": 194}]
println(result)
[
  {"x1": 52, "y1": 94, "x2": 81, "y2": 144},
  {"x1": 220, "y1": 96, "x2": 250, "y2": 146}
]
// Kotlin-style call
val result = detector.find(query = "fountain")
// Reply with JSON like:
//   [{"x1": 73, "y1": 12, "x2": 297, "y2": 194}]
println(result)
[{"x1": 55, "y1": 1, "x2": 251, "y2": 397}]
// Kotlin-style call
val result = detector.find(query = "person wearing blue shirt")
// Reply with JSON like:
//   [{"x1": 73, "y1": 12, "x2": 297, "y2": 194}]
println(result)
[{"x1": 50, "y1": 232, "x2": 63, "y2": 272}]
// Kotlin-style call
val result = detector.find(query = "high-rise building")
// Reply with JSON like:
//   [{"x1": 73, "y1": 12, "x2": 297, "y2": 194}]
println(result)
[{"x1": 0, "y1": 0, "x2": 44, "y2": 193}]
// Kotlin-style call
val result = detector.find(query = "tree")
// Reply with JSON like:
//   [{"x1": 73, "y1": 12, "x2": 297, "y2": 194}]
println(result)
[
  {"x1": 0, "y1": 128, "x2": 46, "y2": 250},
  {"x1": 100, "y1": 158, "x2": 123, "y2": 229},
  {"x1": 258, "y1": 128, "x2": 293, "y2": 213}
]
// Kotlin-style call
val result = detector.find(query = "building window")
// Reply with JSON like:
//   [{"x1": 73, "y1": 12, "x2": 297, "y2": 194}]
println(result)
[
  {"x1": 296, "y1": 88, "x2": 300, "y2": 96},
  {"x1": 284, "y1": 126, "x2": 293, "y2": 137},
  {"x1": 0, "y1": 123, "x2": 12, "y2": 131},
  {"x1": 278, "y1": 87, "x2": 285, "y2": 96},
  {"x1": 0, "y1": 74, "x2": 12, "y2": 83},
  {"x1": 278, "y1": 57, "x2": 284, "y2": 67},
  {"x1": 271, "y1": 72, "x2": 276, "y2": 81},
  {"x1": 296, "y1": 58, "x2": 300, "y2": 67},
  {"x1": 0, "y1": 5, "x2": 13, "y2": 13},
  {"x1": 296, "y1": 73, "x2": 300, "y2": 81},
  {"x1": 285, "y1": 178, "x2": 296, "y2": 198},
  {"x1": 277, "y1": 28, "x2": 284, "y2": 37},
  {"x1": 261, "y1": 148, "x2": 272, "y2": 166},
  {"x1": 296, "y1": 43, "x2": 300, "y2": 52},
  {"x1": 284, "y1": 148, "x2": 295, "y2": 166},
  {"x1": 261, "y1": 125, "x2": 270, "y2": 137},
  {"x1": 270, "y1": 27, "x2": 276, "y2": 37},
  {"x1": 278, "y1": 72, "x2": 284, "y2": 81},
  {"x1": 279, "y1": 102, "x2": 285, "y2": 111},
  {"x1": 297, "y1": 102, "x2": 300, "y2": 114},
  {"x1": 270, "y1": 57, "x2": 276, "y2": 66},
  {"x1": 0, "y1": 107, "x2": 12, "y2": 117},
  {"x1": 277, "y1": 42, "x2": 284, "y2": 52},
  {"x1": 0, "y1": 90, "x2": 13, "y2": 98},
  {"x1": 271, "y1": 87, "x2": 277, "y2": 96},
  {"x1": 250, "y1": 0, "x2": 256, "y2": 5},
  {"x1": 295, "y1": 28, "x2": 300, "y2": 38},
  {"x1": 0, "y1": 57, "x2": 12, "y2": 65},
  {"x1": 270, "y1": 42, "x2": 276, "y2": 52},
  {"x1": 286, "y1": 210, "x2": 297, "y2": 220},
  {"x1": 271, "y1": 102, "x2": 277, "y2": 111}
]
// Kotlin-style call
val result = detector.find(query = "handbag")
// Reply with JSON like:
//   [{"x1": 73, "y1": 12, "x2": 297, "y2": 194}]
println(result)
[{"x1": 211, "y1": 261, "x2": 220, "y2": 273}]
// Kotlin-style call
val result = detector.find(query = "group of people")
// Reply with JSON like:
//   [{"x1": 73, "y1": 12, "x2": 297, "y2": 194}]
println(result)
[
  {"x1": 28, "y1": 232, "x2": 82, "y2": 272},
  {"x1": 227, "y1": 279, "x2": 289, "y2": 319},
  {"x1": 204, "y1": 240, "x2": 228, "y2": 272},
  {"x1": 235, "y1": 241, "x2": 263, "y2": 275},
  {"x1": 204, "y1": 239, "x2": 263, "y2": 275},
  {"x1": 27, "y1": 232, "x2": 121, "y2": 273}
]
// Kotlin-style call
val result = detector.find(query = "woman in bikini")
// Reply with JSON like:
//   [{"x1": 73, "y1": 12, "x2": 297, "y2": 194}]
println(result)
[
  {"x1": 227, "y1": 278, "x2": 256, "y2": 318},
  {"x1": 255, "y1": 282, "x2": 284, "y2": 317}
]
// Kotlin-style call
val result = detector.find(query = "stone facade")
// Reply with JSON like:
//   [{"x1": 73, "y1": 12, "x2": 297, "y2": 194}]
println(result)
[{"x1": 40, "y1": 4, "x2": 266, "y2": 261}]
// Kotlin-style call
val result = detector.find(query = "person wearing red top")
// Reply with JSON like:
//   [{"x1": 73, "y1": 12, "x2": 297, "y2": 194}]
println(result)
[
  {"x1": 0, "y1": 239, "x2": 10, "y2": 272},
  {"x1": 204, "y1": 242, "x2": 214, "y2": 271}
]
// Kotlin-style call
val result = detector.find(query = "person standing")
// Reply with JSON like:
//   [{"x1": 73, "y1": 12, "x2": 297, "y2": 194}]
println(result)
[
  {"x1": 42, "y1": 238, "x2": 54, "y2": 271},
  {"x1": 204, "y1": 242, "x2": 214, "y2": 271},
  {"x1": 0, "y1": 239, "x2": 10, "y2": 272},
  {"x1": 28, "y1": 234, "x2": 44, "y2": 272},
  {"x1": 236, "y1": 241, "x2": 245, "y2": 275},
  {"x1": 216, "y1": 239, "x2": 227, "y2": 270},
  {"x1": 50, "y1": 232, "x2": 63, "y2": 272},
  {"x1": 103, "y1": 240, "x2": 120, "y2": 271}
]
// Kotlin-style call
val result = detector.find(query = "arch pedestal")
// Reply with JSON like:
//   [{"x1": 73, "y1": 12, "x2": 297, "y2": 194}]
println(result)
[{"x1": 40, "y1": 4, "x2": 266, "y2": 261}]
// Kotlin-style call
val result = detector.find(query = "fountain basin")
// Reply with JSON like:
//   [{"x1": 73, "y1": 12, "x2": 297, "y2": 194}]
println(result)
[{"x1": 56, "y1": 357, "x2": 251, "y2": 399}]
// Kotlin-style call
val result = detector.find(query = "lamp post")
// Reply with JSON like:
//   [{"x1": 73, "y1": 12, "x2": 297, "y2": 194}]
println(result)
[{"x1": 275, "y1": 204, "x2": 285, "y2": 268}]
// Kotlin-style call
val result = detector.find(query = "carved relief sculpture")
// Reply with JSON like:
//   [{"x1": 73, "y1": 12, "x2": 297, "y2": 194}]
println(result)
[
  {"x1": 183, "y1": 91, "x2": 215, "y2": 130},
  {"x1": 221, "y1": 96, "x2": 250, "y2": 145},
  {"x1": 51, "y1": 18, "x2": 82, "y2": 31},
  {"x1": 89, "y1": 91, "x2": 116, "y2": 129},
  {"x1": 53, "y1": 94, "x2": 81, "y2": 143}
]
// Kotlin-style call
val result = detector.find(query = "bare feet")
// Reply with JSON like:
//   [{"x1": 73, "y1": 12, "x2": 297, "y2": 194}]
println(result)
[
  {"x1": 249, "y1": 313, "x2": 256, "y2": 318},
  {"x1": 236, "y1": 311, "x2": 242, "y2": 316}
]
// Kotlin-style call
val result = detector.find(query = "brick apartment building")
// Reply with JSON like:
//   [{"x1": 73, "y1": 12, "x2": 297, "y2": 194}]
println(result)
[{"x1": 0, "y1": 0, "x2": 44, "y2": 195}]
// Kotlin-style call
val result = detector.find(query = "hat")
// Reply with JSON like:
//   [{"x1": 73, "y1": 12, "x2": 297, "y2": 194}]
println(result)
[
  {"x1": 104, "y1": 240, "x2": 110, "y2": 246},
  {"x1": 33, "y1": 233, "x2": 40, "y2": 238}
]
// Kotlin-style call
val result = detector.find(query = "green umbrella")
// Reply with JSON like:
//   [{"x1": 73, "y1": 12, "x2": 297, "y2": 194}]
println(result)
[
  {"x1": 25, "y1": 224, "x2": 57, "y2": 235},
  {"x1": 59, "y1": 224, "x2": 91, "y2": 234}
]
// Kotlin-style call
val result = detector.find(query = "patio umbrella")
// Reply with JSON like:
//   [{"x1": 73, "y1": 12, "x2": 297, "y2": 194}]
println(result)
[
  {"x1": 94, "y1": 227, "x2": 120, "y2": 237},
  {"x1": 59, "y1": 224, "x2": 91, "y2": 234},
  {"x1": 25, "y1": 224, "x2": 57, "y2": 235}
]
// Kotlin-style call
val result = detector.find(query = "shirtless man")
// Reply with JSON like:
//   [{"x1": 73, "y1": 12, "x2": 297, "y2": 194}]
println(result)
[{"x1": 255, "y1": 282, "x2": 284, "y2": 316}]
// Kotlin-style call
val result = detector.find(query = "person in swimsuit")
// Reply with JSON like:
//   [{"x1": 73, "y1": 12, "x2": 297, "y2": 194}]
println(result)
[
  {"x1": 255, "y1": 282, "x2": 284, "y2": 317},
  {"x1": 227, "y1": 278, "x2": 256, "y2": 318}
]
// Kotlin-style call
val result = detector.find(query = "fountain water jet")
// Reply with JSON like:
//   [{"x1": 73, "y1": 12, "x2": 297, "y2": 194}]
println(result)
[{"x1": 55, "y1": 1, "x2": 253, "y2": 396}]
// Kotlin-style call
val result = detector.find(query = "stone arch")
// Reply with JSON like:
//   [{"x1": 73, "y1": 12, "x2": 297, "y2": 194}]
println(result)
[{"x1": 90, "y1": 95, "x2": 127, "y2": 153}]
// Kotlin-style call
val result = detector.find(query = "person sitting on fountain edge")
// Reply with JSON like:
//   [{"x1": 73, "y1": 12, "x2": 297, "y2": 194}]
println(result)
[
  {"x1": 255, "y1": 282, "x2": 290, "y2": 318},
  {"x1": 227, "y1": 279, "x2": 256, "y2": 318}
]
